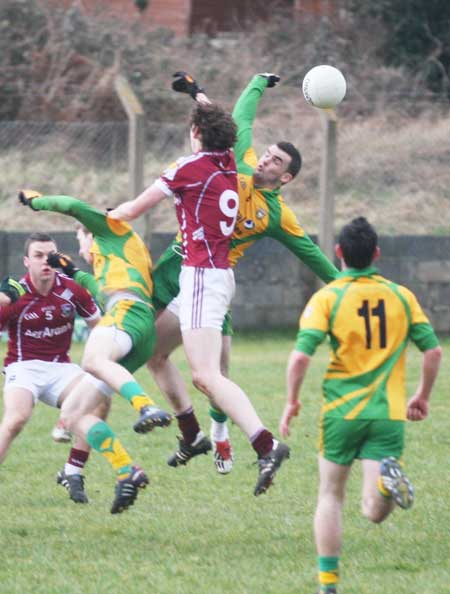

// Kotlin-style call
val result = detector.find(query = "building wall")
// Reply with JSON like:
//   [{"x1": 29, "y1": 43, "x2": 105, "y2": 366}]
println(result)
[
  {"x1": 44, "y1": 0, "x2": 301, "y2": 36},
  {"x1": 2, "y1": 231, "x2": 450, "y2": 333},
  {"x1": 45, "y1": 0, "x2": 191, "y2": 36}
]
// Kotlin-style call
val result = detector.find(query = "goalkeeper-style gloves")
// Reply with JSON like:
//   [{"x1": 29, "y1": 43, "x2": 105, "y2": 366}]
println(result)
[
  {"x1": 257, "y1": 73, "x2": 281, "y2": 88},
  {"x1": 172, "y1": 71, "x2": 205, "y2": 100},
  {"x1": 0, "y1": 276, "x2": 25, "y2": 303},
  {"x1": 18, "y1": 189, "x2": 42, "y2": 210},
  {"x1": 47, "y1": 252, "x2": 79, "y2": 278}
]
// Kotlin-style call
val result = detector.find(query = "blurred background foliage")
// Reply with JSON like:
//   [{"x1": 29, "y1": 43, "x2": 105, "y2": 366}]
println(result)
[{"x1": 0, "y1": 0, "x2": 449, "y2": 123}]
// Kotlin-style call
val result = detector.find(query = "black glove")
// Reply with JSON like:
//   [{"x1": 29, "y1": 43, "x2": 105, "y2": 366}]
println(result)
[
  {"x1": 18, "y1": 189, "x2": 42, "y2": 210},
  {"x1": 172, "y1": 71, "x2": 204, "y2": 99},
  {"x1": 0, "y1": 276, "x2": 25, "y2": 303},
  {"x1": 257, "y1": 73, "x2": 281, "y2": 88},
  {"x1": 47, "y1": 252, "x2": 79, "y2": 278}
]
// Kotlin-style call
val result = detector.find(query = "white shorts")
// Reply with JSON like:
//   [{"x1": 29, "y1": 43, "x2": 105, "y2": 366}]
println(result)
[
  {"x1": 83, "y1": 372, "x2": 115, "y2": 398},
  {"x1": 168, "y1": 266, "x2": 235, "y2": 331},
  {"x1": 4, "y1": 360, "x2": 84, "y2": 407},
  {"x1": 88, "y1": 325, "x2": 133, "y2": 358}
]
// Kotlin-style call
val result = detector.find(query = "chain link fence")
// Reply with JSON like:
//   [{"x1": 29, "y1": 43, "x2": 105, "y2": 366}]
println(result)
[
  {"x1": 0, "y1": 119, "x2": 186, "y2": 235},
  {"x1": 1, "y1": 93, "x2": 450, "y2": 238}
]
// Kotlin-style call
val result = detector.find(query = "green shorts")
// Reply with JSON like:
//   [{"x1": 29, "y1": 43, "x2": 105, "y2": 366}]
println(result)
[
  {"x1": 222, "y1": 311, "x2": 233, "y2": 336},
  {"x1": 319, "y1": 416, "x2": 405, "y2": 466},
  {"x1": 152, "y1": 240, "x2": 183, "y2": 312},
  {"x1": 98, "y1": 299, "x2": 156, "y2": 374}
]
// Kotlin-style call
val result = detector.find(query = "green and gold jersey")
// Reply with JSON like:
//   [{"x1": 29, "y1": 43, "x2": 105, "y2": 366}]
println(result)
[
  {"x1": 295, "y1": 267, "x2": 439, "y2": 420},
  {"x1": 230, "y1": 75, "x2": 337, "y2": 279},
  {"x1": 32, "y1": 195, "x2": 153, "y2": 309}
]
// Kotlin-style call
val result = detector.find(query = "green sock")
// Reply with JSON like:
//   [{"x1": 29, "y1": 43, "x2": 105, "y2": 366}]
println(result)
[
  {"x1": 209, "y1": 406, "x2": 228, "y2": 423},
  {"x1": 318, "y1": 556, "x2": 339, "y2": 592},
  {"x1": 86, "y1": 421, "x2": 132, "y2": 479},
  {"x1": 119, "y1": 381, "x2": 154, "y2": 411}
]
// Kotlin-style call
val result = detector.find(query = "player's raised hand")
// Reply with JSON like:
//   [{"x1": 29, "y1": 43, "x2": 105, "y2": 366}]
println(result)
[
  {"x1": 0, "y1": 276, "x2": 25, "y2": 303},
  {"x1": 18, "y1": 189, "x2": 42, "y2": 210},
  {"x1": 172, "y1": 71, "x2": 205, "y2": 100},
  {"x1": 47, "y1": 252, "x2": 79, "y2": 278},
  {"x1": 257, "y1": 73, "x2": 281, "y2": 88}
]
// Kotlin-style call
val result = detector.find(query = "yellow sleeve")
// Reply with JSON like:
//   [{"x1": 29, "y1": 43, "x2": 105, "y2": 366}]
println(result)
[
  {"x1": 398, "y1": 286, "x2": 431, "y2": 325},
  {"x1": 300, "y1": 290, "x2": 333, "y2": 332}
]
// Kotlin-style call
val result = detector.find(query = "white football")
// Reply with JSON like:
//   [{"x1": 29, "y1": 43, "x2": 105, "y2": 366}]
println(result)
[{"x1": 302, "y1": 65, "x2": 346, "y2": 109}]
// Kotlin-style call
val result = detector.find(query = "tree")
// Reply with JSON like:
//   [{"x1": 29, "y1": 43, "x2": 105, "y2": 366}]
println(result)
[{"x1": 349, "y1": 0, "x2": 450, "y2": 96}]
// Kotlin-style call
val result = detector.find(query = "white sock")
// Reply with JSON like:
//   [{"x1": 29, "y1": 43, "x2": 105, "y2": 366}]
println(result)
[
  {"x1": 64, "y1": 463, "x2": 82, "y2": 476},
  {"x1": 210, "y1": 419, "x2": 229, "y2": 442}
]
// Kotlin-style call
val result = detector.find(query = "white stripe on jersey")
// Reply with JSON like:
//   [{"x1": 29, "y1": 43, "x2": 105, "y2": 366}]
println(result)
[
  {"x1": 154, "y1": 178, "x2": 173, "y2": 197},
  {"x1": 16, "y1": 299, "x2": 39, "y2": 362},
  {"x1": 59, "y1": 288, "x2": 74, "y2": 300},
  {"x1": 51, "y1": 288, "x2": 100, "y2": 319}
]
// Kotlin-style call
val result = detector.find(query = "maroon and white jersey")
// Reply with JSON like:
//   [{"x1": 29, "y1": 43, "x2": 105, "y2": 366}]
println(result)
[
  {"x1": 0, "y1": 272, "x2": 100, "y2": 367},
  {"x1": 156, "y1": 150, "x2": 238, "y2": 268}
]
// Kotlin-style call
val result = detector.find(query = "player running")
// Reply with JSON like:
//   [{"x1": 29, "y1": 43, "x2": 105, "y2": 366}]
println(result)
[{"x1": 279, "y1": 217, "x2": 442, "y2": 594}]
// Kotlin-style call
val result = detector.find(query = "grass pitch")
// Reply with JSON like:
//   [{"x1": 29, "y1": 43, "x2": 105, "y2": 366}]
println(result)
[{"x1": 0, "y1": 332, "x2": 448, "y2": 594}]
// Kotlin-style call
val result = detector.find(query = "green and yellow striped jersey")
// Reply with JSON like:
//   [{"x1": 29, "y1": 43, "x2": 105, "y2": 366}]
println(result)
[
  {"x1": 295, "y1": 267, "x2": 439, "y2": 420},
  {"x1": 229, "y1": 75, "x2": 338, "y2": 278},
  {"x1": 32, "y1": 195, "x2": 153, "y2": 309}
]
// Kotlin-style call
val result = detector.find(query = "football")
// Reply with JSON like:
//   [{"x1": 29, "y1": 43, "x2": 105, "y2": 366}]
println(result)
[{"x1": 302, "y1": 65, "x2": 347, "y2": 109}]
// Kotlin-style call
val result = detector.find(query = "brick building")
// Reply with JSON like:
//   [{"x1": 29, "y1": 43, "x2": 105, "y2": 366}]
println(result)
[{"x1": 47, "y1": 0, "x2": 337, "y2": 37}]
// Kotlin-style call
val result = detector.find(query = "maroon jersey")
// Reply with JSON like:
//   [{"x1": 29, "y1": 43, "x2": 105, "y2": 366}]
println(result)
[
  {"x1": 0, "y1": 272, "x2": 100, "y2": 366},
  {"x1": 156, "y1": 150, "x2": 238, "y2": 268}
]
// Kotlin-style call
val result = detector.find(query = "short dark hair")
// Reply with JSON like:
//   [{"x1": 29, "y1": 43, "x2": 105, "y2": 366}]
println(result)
[
  {"x1": 277, "y1": 141, "x2": 302, "y2": 178},
  {"x1": 190, "y1": 103, "x2": 237, "y2": 151},
  {"x1": 338, "y1": 217, "x2": 378, "y2": 269},
  {"x1": 24, "y1": 232, "x2": 56, "y2": 256}
]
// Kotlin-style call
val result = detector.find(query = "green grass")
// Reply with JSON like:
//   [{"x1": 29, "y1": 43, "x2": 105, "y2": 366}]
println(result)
[{"x1": 0, "y1": 332, "x2": 449, "y2": 594}]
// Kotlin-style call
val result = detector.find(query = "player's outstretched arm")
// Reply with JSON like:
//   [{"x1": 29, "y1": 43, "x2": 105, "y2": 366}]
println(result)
[
  {"x1": 232, "y1": 73, "x2": 280, "y2": 164},
  {"x1": 108, "y1": 183, "x2": 167, "y2": 221},
  {"x1": 18, "y1": 190, "x2": 109, "y2": 237},
  {"x1": 272, "y1": 219, "x2": 339, "y2": 284}
]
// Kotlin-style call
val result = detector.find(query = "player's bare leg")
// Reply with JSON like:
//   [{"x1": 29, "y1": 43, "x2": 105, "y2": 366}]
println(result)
[
  {"x1": 148, "y1": 308, "x2": 211, "y2": 466},
  {"x1": 183, "y1": 327, "x2": 289, "y2": 494},
  {"x1": 52, "y1": 372, "x2": 85, "y2": 443},
  {"x1": 183, "y1": 328, "x2": 264, "y2": 436},
  {"x1": 148, "y1": 308, "x2": 191, "y2": 414},
  {"x1": 81, "y1": 328, "x2": 171, "y2": 433},
  {"x1": 314, "y1": 456, "x2": 351, "y2": 594},
  {"x1": 56, "y1": 376, "x2": 111, "y2": 504},
  {"x1": 70, "y1": 409, "x2": 149, "y2": 514},
  {"x1": 361, "y1": 458, "x2": 396, "y2": 522},
  {"x1": 210, "y1": 334, "x2": 234, "y2": 473},
  {"x1": 0, "y1": 388, "x2": 34, "y2": 464}
]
